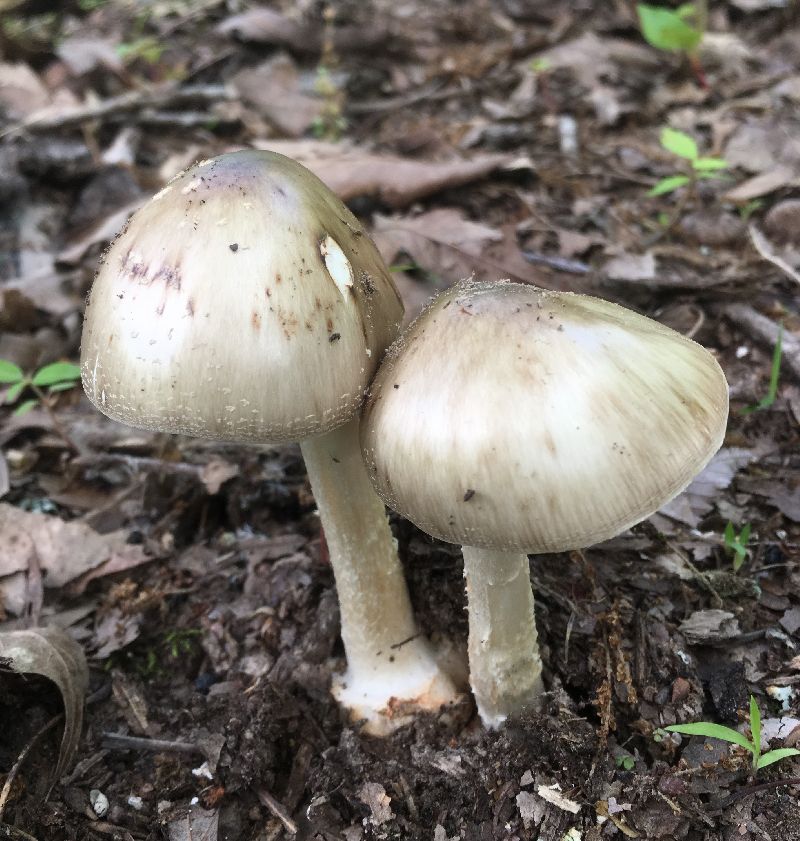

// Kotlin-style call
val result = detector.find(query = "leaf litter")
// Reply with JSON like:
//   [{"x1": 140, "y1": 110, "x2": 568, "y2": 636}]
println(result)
[{"x1": 0, "y1": 1, "x2": 799, "y2": 839}]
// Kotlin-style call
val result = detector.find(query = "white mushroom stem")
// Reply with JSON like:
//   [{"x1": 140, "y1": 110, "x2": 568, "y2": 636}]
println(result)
[
  {"x1": 300, "y1": 416, "x2": 457, "y2": 734},
  {"x1": 461, "y1": 546, "x2": 543, "y2": 727}
]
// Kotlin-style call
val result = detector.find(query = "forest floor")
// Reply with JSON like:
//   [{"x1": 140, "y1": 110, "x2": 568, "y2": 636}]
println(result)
[{"x1": 1, "y1": 1, "x2": 800, "y2": 839}]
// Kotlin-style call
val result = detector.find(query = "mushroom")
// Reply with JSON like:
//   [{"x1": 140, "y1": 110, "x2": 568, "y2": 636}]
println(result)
[
  {"x1": 360, "y1": 279, "x2": 729, "y2": 727},
  {"x1": 80, "y1": 150, "x2": 457, "y2": 733}
]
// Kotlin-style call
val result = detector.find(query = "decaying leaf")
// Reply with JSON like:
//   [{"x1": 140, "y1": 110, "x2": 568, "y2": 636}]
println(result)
[
  {"x1": 0, "y1": 503, "x2": 150, "y2": 615},
  {"x1": 658, "y1": 448, "x2": 764, "y2": 527},
  {"x1": 168, "y1": 807, "x2": 219, "y2": 841},
  {"x1": 604, "y1": 251, "x2": 656, "y2": 282},
  {"x1": 0, "y1": 627, "x2": 89, "y2": 782},
  {"x1": 679, "y1": 609, "x2": 741, "y2": 645},
  {"x1": 253, "y1": 139, "x2": 511, "y2": 207},
  {"x1": 358, "y1": 782, "x2": 394, "y2": 825},
  {"x1": 231, "y1": 53, "x2": 323, "y2": 138}
]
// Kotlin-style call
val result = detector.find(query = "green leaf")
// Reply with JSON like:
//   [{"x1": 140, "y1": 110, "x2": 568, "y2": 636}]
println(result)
[
  {"x1": 13, "y1": 399, "x2": 39, "y2": 416},
  {"x1": 724, "y1": 521, "x2": 735, "y2": 546},
  {"x1": 661, "y1": 127, "x2": 699, "y2": 160},
  {"x1": 692, "y1": 157, "x2": 728, "y2": 171},
  {"x1": 756, "y1": 748, "x2": 800, "y2": 770},
  {"x1": 4, "y1": 380, "x2": 26, "y2": 404},
  {"x1": 47, "y1": 381, "x2": 80, "y2": 394},
  {"x1": 750, "y1": 696, "x2": 761, "y2": 762},
  {"x1": 665, "y1": 722, "x2": 754, "y2": 753},
  {"x1": 741, "y1": 324, "x2": 783, "y2": 414},
  {"x1": 739, "y1": 523, "x2": 752, "y2": 545},
  {"x1": 31, "y1": 361, "x2": 81, "y2": 387},
  {"x1": 637, "y1": 4, "x2": 703, "y2": 53},
  {"x1": 0, "y1": 360, "x2": 24, "y2": 384},
  {"x1": 648, "y1": 175, "x2": 691, "y2": 197}
]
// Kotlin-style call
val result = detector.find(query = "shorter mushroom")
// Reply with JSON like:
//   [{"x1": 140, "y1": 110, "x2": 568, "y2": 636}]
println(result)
[{"x1": 361, "y1": 279, "x2": 729, "y2": 726}]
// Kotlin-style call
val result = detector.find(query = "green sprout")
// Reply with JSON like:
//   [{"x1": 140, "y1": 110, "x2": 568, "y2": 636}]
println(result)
[
  {"x1": 649, "y1": 127, "x2": 729, "y2": 197},
  {"x1": 637, "y1": 4, "x2": 704, "y2": 54},
  {"x1": 615, "y1": 754, "x2": 635, "y2": 771},
  {"x1": 637, "y1": 3, "x2": 709, "y2": 87},
  {"x1": 0, "y1": 360, "x2": 82, "y2": 416},
  {"x1": 665, "y1": 695, "x2": 800, "y2": 775},
  {"x1": 724, "y1": 521, "x2": 752, "y2": 572},
  {"x1": 741, "y1": 325, "x2": 783, "y2": 415}
]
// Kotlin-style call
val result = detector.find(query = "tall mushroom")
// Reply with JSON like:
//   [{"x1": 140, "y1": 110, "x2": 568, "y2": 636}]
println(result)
[
  {"x1": 361, "y1": 279, "x2": 729, "y2": 726},
  {"x1": 80, "y1": 150, "x2": 457, "y2": 733}
]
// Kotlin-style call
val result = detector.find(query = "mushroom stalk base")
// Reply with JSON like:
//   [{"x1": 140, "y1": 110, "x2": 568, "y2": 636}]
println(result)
[
  {"x1": 462, "y1": 546, "x2": 543, "y2": 727},
  {"x1": 301, "y1": 418, "x2": 457, "y2": 734}
]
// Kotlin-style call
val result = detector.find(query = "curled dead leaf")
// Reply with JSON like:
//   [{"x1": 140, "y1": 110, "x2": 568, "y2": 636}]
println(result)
[{"x1": 0, "y1": 627, "x2": 89, "y2": 783}]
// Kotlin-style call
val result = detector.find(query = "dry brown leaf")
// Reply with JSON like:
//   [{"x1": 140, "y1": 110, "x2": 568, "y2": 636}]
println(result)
[
  {"x1": 56, "y1": 36, "x2": 123, "y2": 77},
  {"x1": 724, "y1": 166, "x2": 797, "y2": 203},
  {"x1": 216, "y1": 7, "x2": 310, "y2": 50},
  {"x1": 604, "y1": 251, "x2": 656, "y2": 282},
  {"x1": 358, "y1": 782, "x2": 394, "y2": 825},
  {"x1": 57, "y1": 200, "x2": 144, "y2": 267},
  {"x1": 659, "y1": 447, "x2": 763, "y2": 528},
  {"x1": 231, "y1": 53, "x2": 323, "y2": 138},
  {"x1": 748, "y1": 223, "x2": 800, "y2": 286},
  {"x1": 168, "y1": 807, "x2": 219, "y2": 841},
  {"x1": 724, "y1": 122, "x2": 800, "y2": 175},
  {"x1": 0, "y1": 627, "x2": 89, "y2": 783},
  {"x1": 0, "y1": 503, "x2": 149, "y2": 613},
  {"x1": 200, "y1": 458, "x2": 240, "y2": 495},
  {"x1": 0, "y1": 62, "x2": 50, "y2": 119},
  {"x1": 537, "y1": 33, "x2": 657, "y2": 90},
  {"x1": 253, "y1": 139, "x2": 510, "y2": 207}
]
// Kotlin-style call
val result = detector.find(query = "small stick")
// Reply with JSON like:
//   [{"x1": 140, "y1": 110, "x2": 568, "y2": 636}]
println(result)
[
  {"x1": 0, "y1": 713, "x2": 63, "y2": 821},
  {"x1": 724, "y1": 304, "x2": 800, "y2": 383},
  {"x1": 3, "y1": 85, "x2": 232, "y2": 136},
  {"x1": 100, "y1": 733, "x2": 202, "y2": 755},
  {"x1": 257, "y1": 787, "x2": 298, "y2": 835}
]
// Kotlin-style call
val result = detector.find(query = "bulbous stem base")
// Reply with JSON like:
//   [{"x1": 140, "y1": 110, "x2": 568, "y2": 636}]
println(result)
[{"x1": 301, "y1": 418, "x2": 459, "y2": 733}]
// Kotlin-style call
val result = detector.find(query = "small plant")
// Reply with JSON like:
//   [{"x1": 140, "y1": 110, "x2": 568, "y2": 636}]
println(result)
[
  {"x1": 0, "y1": 360, "x2": 81, "y2": 416},
  {"x1": 615, "y1": 753, "x2": 635, "y2": 771},
  {"x1": 637, "y1": 4, "x2": 704, "y2": 54},
  {"x1": 164, "y1": 628, "x2": 202, "y2": 659},
  {"x1": 649, "y1": 127, "x2": 729, "y2": 197},
  {"x1": 741, "y1": 325, "x2": 783, "y2": 415},
  {"x1": 724, "y1": 521, "x2": 752, "y2": 572},
  {"x1": 637, "y1": 2, "x2": 708, "y2": 86},
  {"x1": 665, "y1": 695, "x2": 800, "y2": 775}
]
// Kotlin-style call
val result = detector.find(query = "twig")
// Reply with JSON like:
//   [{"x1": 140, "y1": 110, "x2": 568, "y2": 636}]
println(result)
[
  {"x1": 257, "y1": 787, "x2": 298, "y2": 834},
  {"x1": 719, "y1": 776, "x2": 800, "y2": 807},
  {"x1": 29, "y1": 386, "x2": 85, "y2": 455},
  {"x1": 100, "y1": 733, "x2": 202, "y2": 755},
  {"x1": 0, "y1": 713, "x2": 63, "y2": 822},
  {"x1": 3, "y1": 85, "x2": 232, "y2": 136},
  {"x1": 724, "y1": 304, "x2": 800, "y2": 383},
  {"x1": 74, "y1": 453, "x2": 201, "y2": 477}
]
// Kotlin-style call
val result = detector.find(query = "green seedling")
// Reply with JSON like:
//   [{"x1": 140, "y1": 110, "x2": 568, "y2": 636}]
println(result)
[
  {"x1": 649, "y1": 127, "x2": 728, "y2": 197},
  {"x1": 637, "y1": 4, "x2": 703, "y2": 54},
  {"x1": 665, "y1": 695, "x2": 800, "y2": 775},
  {"x1": 615, "y1": 754, "x2": 635, "y2": 771},
  {"x1": 741, "y1": 325, "x2": 783, "y2": 415},
  {"x1": 0, "y1": 360, "x2": 81, "y2": 416},
  {"x1": 724, "y1": 521, "x2": 752, "y2": 572},
  {"x1": 164, "y1": 628, "x2": 202, "y2": 659},
  {"x1": 637, "y1": 3, "x2": 708, "y2": 87}
]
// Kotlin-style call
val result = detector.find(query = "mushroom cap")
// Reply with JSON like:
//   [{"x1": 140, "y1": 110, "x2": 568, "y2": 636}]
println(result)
[
  {"x1": 81, "y1": 150, "x2": 403, "y2": 443},
  {"x1": 361, "y1": 280, "x2": 729, "y2": 553}
]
